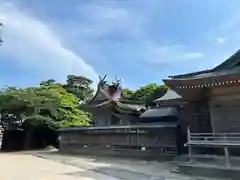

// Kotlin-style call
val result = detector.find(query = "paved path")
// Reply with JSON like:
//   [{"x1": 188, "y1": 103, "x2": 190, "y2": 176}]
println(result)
[
  {"x1": 0, "y1": 152, "x2": 119, "y2": 180},
  {"x1": 27, "y1": 151, "x2": 227, "y2": 180},
  {"x1": 0, "y1": 151, "x2": 229, "y2": 180}
]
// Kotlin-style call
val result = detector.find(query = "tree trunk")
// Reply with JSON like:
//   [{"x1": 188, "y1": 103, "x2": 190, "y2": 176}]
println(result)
[
  {"x1": 1, "y1": 130, "x2": 8, "y2": 151},
  {"x1": 23, "y1": 129, "x2": 33, "y2": 150}
]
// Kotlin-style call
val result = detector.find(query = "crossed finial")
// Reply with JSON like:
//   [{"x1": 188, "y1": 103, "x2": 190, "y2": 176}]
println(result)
[
  {"x1": 98, "y1": 74, "x2": 121, "y2": 86},
  {"x1": 98, "y1": 74, "x2": 107, "y2": 85},
  {"x1": 112, "y1": 76, "x2": 121, "y2": 86},
  {"x1": 115, "y1": 76, "x2": 121, "y2": 84},
  {"x1": 1, "y1": 85, "x2": 9, "y2": 92}
]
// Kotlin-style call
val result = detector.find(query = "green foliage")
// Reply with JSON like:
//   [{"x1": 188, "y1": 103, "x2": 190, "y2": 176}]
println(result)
[
  {"x1": 0, "y1": 73, "x2": 166, "y2": 130},
  {"x1": 122, "y1": 83, "x2": 166, "y2": 104},
  {"x1": 23, "y1": 115, "x2": 57, "y2": 129},
  {"x1": 0, "y1": 80, "x2": 92, "y2": 129},
  {"x1": 0, "y1": 86, "x2": 59, "y2": 116},
  {"x1": 122, "y1": 88, "x2": 135, "y2": 100},
  {"x1": 40, "y1": 79, "x2": 56, "y2": 86},
  {"x1": 40, "y1": 83, "x2": 91, "y2": 127},
  {"x1": 145, "y1": 84, "x2": 167, "y2": 104},
  {"x1": 63, "y1": 75, "x2": 94, "y2": 103}
]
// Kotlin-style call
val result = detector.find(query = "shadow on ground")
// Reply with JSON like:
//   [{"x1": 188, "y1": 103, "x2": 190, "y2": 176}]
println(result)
[
  {"x1": 23, "y1": 150, "x2": 220, "y2": 180},
  {"x1": 63, "y1": 167, "x2": 165, "y2": 180}
]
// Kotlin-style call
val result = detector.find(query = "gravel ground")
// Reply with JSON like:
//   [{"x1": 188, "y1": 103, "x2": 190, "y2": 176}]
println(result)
[{"x1": 24, "y1": 150, "x2": 228, "y2": 180}]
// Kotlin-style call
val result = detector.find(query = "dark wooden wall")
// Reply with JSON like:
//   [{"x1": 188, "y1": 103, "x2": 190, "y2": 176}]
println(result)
[
  {"x1": 209, "y1": 86, "x2": 240, "y2": 133},
  {"x1": 59, "y1": 126, "x2": 179, "y2": 155},
  {"x1": 178, "y1": 100, "x2": 211, "y2": 134},
  {"x1": 91, "y1": 106, "x2": 113, "y2": 126}
]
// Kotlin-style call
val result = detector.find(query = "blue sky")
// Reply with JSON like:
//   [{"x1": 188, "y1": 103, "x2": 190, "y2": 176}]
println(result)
[{"x1": 1, "y1": 0, "x2": 240, "y2": 89}]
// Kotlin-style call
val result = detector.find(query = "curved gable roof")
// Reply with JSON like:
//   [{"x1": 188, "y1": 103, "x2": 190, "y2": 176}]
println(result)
[
  {"x1": 154, "y1": 88, "x2": 181, "y2": 103},
  {"x1": 168, "y1": 49, "x2": 240, "y2": 79}
]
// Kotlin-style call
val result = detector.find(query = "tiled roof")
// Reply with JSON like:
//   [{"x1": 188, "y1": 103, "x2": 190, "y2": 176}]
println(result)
[{"x1": 139, "y1": 107, "x2": 177, "y2": 118}]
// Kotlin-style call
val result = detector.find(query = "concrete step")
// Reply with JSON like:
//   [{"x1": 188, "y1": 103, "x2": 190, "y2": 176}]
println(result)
[
  {"x1": 174, "y1": 154, "x2": 240, "y2": 164},
  {"x1": 174, "y1": 154, "x2": 240, "y2": 179},
  {"x1": 178, "y1": 162, "x2": 240, "y2": 179}
]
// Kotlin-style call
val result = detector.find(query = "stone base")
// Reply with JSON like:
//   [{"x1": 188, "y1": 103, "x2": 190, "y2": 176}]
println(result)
[
  {"x1": 178, "y1": 163, "x2": 240, "y2": 179},
  {"x1": 59, "y1": 146, "x2": 175, "y2": 161},
  {"x1": 174, "y1": 155, "x2": 240, "y2": 179}
]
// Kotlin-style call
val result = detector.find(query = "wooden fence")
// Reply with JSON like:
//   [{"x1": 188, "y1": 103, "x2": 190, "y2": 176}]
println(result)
[
  {"x1": 58, "y1": 123, "x2": 180, "y2": 158},
  {"x1": 185, "y1": 127, "x2": 240, "y2": 166}
]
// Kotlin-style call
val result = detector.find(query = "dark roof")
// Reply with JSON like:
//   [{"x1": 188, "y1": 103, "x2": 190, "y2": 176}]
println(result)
[
  {"x1": 88, "y1": 82, "x2": 122, "y2": 106},
  {"x1": 80, "y1": 100, "x2": 145, "y2": 116},
  {"x1": 166, "y1": 65, "x2": 240, "y2": 81},
  {"x1": 120, "y1": 99, "x2": 146, "y2": 104},
  {"x1": 213, "y1": 49, "x2": 240, "y2": 71},
  {"x1": 139, "y1": 107, "x2": 177, "y2": 119},
  {"x1": 169, "y1": 69, "x2": 213, "y2": 79},
  {"x1": 83, "y1": 77, "x2": 146, "y2": 114},
  {"x1": 168, "y1": 49, "x2": 240, "y2": 79},
  {"x1": 154, "y1": 88, "x2": 181, "y2": 103},
  {"x1": 115, "y1": 101, "x2": 146, "y2": 112},
  {"x1": 58, "y1": 122, "x2": 179, "y2": 132}
]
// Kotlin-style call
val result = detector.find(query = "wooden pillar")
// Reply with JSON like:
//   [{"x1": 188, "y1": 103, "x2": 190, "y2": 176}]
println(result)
[
  {"x1": 224, "y1": 147, "x2": 230, "y2": 167},
  {"x1": 195, "y1": 89, "x2": 212, "y2": 134},
  {"x1": 1, "y1": 130, "x2": 8, "y2": 151},
  {"x1": 187, "y1": 127, "x2": 193, "y2": 162}
]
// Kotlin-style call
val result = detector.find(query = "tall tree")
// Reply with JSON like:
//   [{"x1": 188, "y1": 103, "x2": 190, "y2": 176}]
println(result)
[
  {"x1": 0, "y1": 83, "x2": 92, "y2": 130},
  {"x1": 63, "y1": 75, "x2": 94, "y2": 103},
  {"x1": 0, "y1": 86, "x2": 59, "y2": 130},
  {"x1": 122, "y1": 83, "x2": 166, "y2": 104},
  {"x1": 122, "y1": 88, "x2": 135, "y2": 100},
  {"x1": 40, "y1": 83, "x2": 91, "y2": 127},
  {"x1": 40, "y1": 79, "x2": 56, "y2": 86},
  {"x1": 146, "y1": 85, "x2": 167, "y2": 104}
]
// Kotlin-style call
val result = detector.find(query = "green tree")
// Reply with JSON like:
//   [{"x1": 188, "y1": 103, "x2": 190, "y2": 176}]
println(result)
[
  {"x1": 40, "y1": 83, "x2": 91, "y2": 127},
  {"x1": 146, "y1": 85, "x2": 166, "y2": 104},
  {"x1": 63, "y1": 75, "x2": 94, "y2": 103},
  {"x1": 122, "y1": 83, "x2": 166, "y2": 104},
  {"x1": 0, "y1": 86, "x2": 59, "y2": 129},
  {"x1": 0, "y1": 83, "x2": 91, "y2": 129},
  {"x1": 122, "y1": 88, "x2": 135, "y2": 100},
  {"x1": 40, "y1": 79, "x2": 56, "y2": 86}
]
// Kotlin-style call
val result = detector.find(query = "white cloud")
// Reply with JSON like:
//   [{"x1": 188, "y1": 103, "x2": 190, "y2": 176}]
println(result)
[
  {"x1": 145, "y1": 44, "x2": 204, "y2": 64},
  {"x1": 216, "y1": 37, "x2": 227, "y2": 44},
  {"x1": 78, "y1": 3, "x2": 130, "y2": 21},
  {"x1": 0, "y1": 1, "x2": 98, "y2": 85},
  {"x1": 60, "y1": 2, "x2": 145, "y2": 41}
]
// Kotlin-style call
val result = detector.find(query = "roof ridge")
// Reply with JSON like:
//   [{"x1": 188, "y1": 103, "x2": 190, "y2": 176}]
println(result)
[{"x1": 168, "y1": 49, "x2": 240, "y2": 79}]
